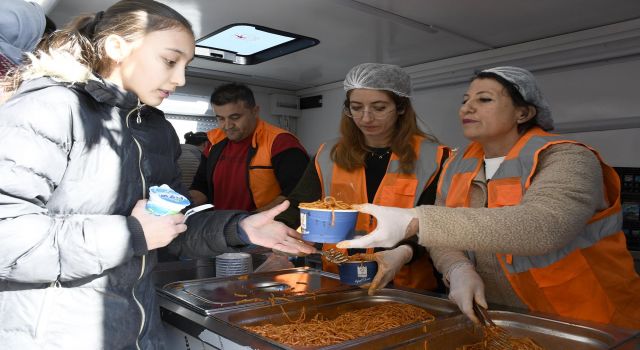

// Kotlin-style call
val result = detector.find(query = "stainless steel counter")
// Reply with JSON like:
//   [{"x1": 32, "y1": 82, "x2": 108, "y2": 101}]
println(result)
[
  {"x1": 156, "y1": 268, "x2": 640, "y2": 350},
  {"x1": 159, "y1": 292, "x2": 276, "y2": 349}
]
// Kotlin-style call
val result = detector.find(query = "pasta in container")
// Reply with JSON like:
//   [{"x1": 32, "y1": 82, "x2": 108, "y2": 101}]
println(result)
[
  {"x1": 245, "y1": 302, "x2": 436, "y2": 347},
  {"x1": 299, "y1": 197, "x2": 358, "y2": 243}
]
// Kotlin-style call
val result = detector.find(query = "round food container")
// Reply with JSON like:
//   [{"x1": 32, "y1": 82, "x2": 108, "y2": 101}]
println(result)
[
  {"x1": 338, "y1": 260, "x2": 378, "y2": 286},
  {"x1": 146, "y1": 184, "x2": 190, "y2": 216},
  {"x1": 299, "y1": 208, "x2": 358, "y2": 243}
]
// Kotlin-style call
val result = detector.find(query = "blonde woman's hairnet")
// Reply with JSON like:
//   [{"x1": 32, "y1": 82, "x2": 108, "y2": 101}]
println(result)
[{"x1": 344, "y1": 63, "x2": 411, "y2": 97}]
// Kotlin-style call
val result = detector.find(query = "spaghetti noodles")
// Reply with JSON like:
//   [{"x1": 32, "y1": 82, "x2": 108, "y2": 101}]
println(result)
[
  {"x1": 298, "y1": 196, "x2": 354, "y2": 210},
  {"x1": 347, "y1": 252, "x2": 376, "y2": 262},
  {"x1": 234, "y1": 287, "x2": 337, "y2": 306},
  {"x1": 244, "y1": 302, "x2": 435, "y2": 347},
  {"x1": 457, "y1": 326, "x2": 544, "y2": 350},
  {"x1": 299, "y1": 196, "x2": 355, "y2": 226}
]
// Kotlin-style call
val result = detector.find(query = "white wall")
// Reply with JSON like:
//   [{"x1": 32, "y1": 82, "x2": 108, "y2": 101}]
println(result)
[
  {"x1": 294, "y1": 88, "x2": 345, "y2": 154},
  {"x1": 180, "y1": 77, "x2": 284, "y2": 126},
  {"x1": 296, "y1": 58, "x2": 640, "y2": 167},
  {"x1": 537, "y1": 60, "x2": 640, "y2": 167},
  {"x1": 169, "y1": 76, "x2": 287, "y2": 132}
]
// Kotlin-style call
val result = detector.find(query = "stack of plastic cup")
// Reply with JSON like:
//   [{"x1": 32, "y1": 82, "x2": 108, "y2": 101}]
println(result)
[{"x1": 215, "y1": 253, "x2": 253, "y2": 277}]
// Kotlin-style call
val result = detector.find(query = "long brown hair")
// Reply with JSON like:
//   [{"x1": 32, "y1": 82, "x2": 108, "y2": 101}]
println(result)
[
  {"x1": 1, "y1": 0, "x2": 193, "y2": 93},
  {"x1": 331, "y1": 90, "x2": 439, "y2": 174}
]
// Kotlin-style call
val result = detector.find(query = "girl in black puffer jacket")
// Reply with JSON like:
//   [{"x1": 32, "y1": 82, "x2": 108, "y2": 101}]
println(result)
[{"x1": 0, "y1": 1, "x2": 313, "y2": 349}]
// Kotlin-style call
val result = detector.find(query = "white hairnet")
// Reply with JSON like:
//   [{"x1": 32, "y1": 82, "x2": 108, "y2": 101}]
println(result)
[
  {"x1": 481, "y1": 66, "x2": 554, "y2": 131},
  {"x1": 343, "y1": 63, "x2": 411, "y2": 97}
]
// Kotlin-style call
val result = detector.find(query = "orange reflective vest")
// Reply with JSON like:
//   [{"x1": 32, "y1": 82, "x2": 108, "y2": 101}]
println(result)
[
  {"x1": 207, "y1": 119, "x2": 291, "y2": 209},
  {"x1": 316, "y1": 136, "x2": 448, "y2": 290},
  {"x1": 438, "y1": 127, "x2": 640, "y2": 329}
]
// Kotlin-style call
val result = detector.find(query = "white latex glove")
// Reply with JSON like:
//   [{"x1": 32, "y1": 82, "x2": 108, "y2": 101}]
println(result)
[
  {"x1": 239, "y1": 201, "x2": 316, "y2": 255},
  {"x1": 364, "y1": 245, "x2": 413, "y2": 295},
  {"x1": 336, "y1": 204, "x2": 418, "y2": 249},
  {"x1": 447, "y1": 263, "x2": 487, "y2": 324}
]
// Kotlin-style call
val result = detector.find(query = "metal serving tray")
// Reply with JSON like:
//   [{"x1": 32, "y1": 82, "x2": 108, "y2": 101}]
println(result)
[
  {"x1": 378, "y1": 311, "x2": 639, "y2": 350},
  {"x1": 158, "y1": 267, "x2": 354, "y2": 315},
  {"x1": 213, "y1": 288, "x2": 461, "y2": 350}
]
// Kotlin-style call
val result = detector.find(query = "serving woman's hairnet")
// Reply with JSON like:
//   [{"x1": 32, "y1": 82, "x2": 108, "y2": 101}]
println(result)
[
  {"x1": 344, "y1": 63, "x2": 411, "y2": 97},
  {"x1": 481, "y1": 66, "x2": 554, "y2": 131},
  {"x1": 0, "y1": 0, "x2": 46, "y2": 65}
]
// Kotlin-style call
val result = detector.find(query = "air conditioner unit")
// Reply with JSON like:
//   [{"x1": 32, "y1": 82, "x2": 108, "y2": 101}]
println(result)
[{"x1": 269, "y1": 94, "x2": 300, "y2": 117}]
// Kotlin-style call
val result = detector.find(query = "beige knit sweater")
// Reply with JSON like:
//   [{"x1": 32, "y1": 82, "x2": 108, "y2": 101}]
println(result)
[{"x1": 418, "y1": 143, "x2": 608, "y2": 309}]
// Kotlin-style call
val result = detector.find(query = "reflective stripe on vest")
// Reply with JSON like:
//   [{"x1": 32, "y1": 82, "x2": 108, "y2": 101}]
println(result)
[
  {"x1": 315, "y1": 136, "x2": 445, "y2": 290},
  {"x1": 438, "y1": 155, "x2": 479, "y2": 205},
  {"x1": 505, "y1": 211, "x2": 622, "y2": 273},
  {"x1": 441, "y1": 131, "x2": 624, "y2": 271},
  {"x1": 317, "y1": 137, "x2": 441, "y2": 206},
  {"x1": 438, "y1": 127, "x2": 640, "y2": 328}
]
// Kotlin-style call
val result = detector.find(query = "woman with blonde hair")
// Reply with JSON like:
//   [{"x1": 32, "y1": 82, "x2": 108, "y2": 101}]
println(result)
[{"x1": 278, "y1": 62, "x2": 450, "y2": 294}]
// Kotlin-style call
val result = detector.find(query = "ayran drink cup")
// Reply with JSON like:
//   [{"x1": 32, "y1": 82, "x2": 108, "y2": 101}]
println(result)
[
  {"x1": 145, "y1": 184, "x2": 190, "y2": 216},
  {"x1": 338, "y1": 260, "x2": 378, "y2": 285}
]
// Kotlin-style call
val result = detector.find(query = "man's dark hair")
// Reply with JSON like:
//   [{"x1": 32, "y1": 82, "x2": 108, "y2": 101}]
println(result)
[
  {"x1": 184, "y1": 131, "x2": 208, "y2": 146},
  {"x1": 210, "y1": 83, "x2": 256, "y2": 108}
]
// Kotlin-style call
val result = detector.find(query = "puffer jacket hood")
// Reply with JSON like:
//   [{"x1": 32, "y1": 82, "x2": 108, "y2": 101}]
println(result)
[
  {"x1": 22, "y1": 49, "x2": 97, "y2": 85},
  {"x1": 13, "y1": 49, "x2": 137, "y2": 110}
]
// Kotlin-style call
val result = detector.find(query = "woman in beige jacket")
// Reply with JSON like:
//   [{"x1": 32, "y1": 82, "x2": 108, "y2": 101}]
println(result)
[{"x1": 337, "y1": 66, "x2": 640, "y2": 330}]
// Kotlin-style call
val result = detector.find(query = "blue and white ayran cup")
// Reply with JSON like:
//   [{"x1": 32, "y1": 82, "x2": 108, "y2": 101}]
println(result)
[
  {"x1": 338, "y1": 260, "x2": 378, "y2": 286},
  {"x1": 145, "y1": 184, "x2": 190, "y2": 216}
]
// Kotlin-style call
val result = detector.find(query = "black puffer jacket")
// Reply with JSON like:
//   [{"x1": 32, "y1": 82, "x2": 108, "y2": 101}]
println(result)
[{"x1": 0, "y1": 71, "x2": 248, "y2": 349}]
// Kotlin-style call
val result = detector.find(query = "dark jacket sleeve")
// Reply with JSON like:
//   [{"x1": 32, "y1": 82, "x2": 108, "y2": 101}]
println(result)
[
  {"x1": 166, "y1": 210, "x2": 250, "y2": 258},
  {"x1": 272, "y1": 147, "x2": 310, "y2": 196},
  {"x1": 271, "y1": 133, "x2": 310, "y2": 196},
  {"x1": 275, "y1": 156, "x2": 322, "y2": 229}
]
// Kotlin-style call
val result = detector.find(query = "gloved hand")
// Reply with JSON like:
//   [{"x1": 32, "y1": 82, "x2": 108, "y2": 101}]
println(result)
[
  {"x1": 239, "y1": 201, "x2": 316, "y2": 255},
  {"x1": 337, "y1": 204, "x2": 418, "y2": 249},
  {"x1": 447, "y1": 263, "x2": 487, "y2": 324},
  {"x1": 364, "y1": 245, "x2": 413, "y2": 295}
]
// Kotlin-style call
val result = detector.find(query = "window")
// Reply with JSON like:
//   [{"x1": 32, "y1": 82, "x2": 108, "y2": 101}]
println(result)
[{"x1": 195, "y1": 23, "x2": 319, "y2": 65}]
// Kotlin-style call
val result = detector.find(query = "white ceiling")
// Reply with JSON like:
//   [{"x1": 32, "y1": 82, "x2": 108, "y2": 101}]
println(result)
[{"x1": 47, "y1": 0, "x2": 640, "y2": 91}]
